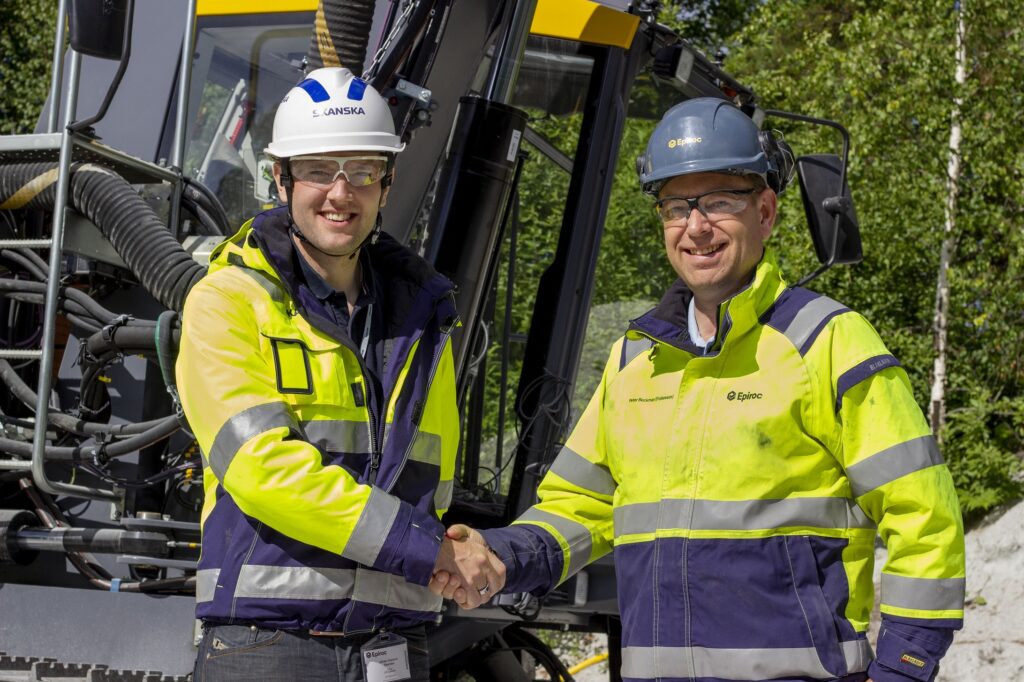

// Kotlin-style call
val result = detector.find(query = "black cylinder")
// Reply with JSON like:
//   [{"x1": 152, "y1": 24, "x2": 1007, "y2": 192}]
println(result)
[
  {"x1": 0, "y1": 509, "x2": 40, "y2": 565},
  {"x1": 421, "y1": 96, "x2": 528, "y2": 392}
]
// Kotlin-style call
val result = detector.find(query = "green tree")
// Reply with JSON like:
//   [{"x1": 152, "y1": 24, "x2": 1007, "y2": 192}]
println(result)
[
  {"x1": 723, "y1": 0, "x2": 1024, "y2": 519},
  {"x1": 0, "y1": 0, "x2": 59, "y2": 134}
]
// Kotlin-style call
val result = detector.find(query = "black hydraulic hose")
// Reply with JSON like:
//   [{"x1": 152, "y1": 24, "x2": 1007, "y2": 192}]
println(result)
[
  {"x1": 0, "y1": 358, "x2": 170, "y2": 437},
  {"x1": 1, "y1": 293, "x2": 102, "y2": 334},
  {"x1": 0, "y1": 252, "x2": 126, "y2": 323},
  {"x1": 84, "y1": 322, "x2": 179, "y2": 360},
  {"x1": 0, "y1": 288, "x2": 100, "y2": 325},
  {"x1": 0, "y1": 162, "x2": 206, "y2": 311},
  {"x1": 307, "y1": 0, "x2": 375, "y2": 73},
  {"x1": 0, "y1": 414, "x2": 179, "y2": 461},
  {"x1": 0, "y1": 247, "x2": 48, "y2": 281},
  {"x1": 182, "y1": 176, "x2": 229, "y2": 235}
]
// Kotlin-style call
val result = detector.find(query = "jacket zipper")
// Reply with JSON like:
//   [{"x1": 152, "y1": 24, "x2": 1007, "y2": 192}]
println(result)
[
  {"x1": 369, "y1": 293, "x2": 456, "y2": 488},
  {"x1": 385, "y1": 294, "x2": 458, "y2": 493}
]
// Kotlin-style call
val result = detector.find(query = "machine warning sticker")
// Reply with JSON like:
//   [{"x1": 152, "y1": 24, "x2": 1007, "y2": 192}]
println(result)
[{"x1": 507, "y1": 129, "x2": 522, "y2": 163}]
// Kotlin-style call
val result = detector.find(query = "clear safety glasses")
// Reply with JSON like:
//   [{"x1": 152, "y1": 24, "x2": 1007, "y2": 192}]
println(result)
[
  {"x1": 289, "y1": 155, "x2": 389, "y2": 189},
  {"x1": 654, "y1": 188, "x2": 759, "y2": 227}
]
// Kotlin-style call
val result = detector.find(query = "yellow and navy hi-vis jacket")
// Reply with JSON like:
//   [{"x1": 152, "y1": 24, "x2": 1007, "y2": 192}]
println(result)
[
  {"x1": 177, "y1": 207, "x2": 459, "y2": 633},
  {"x1": 483, "y1": 251, "x2": 965, "y2": 682}
]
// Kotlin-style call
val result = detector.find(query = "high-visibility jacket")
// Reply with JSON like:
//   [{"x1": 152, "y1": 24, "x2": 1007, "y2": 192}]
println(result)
[
  {"x1": 177, "y1": 208, "x2": 459, "y2": 633},
  {"x1": 484, "y1": 251, "x2": 965, "y2": 682}
]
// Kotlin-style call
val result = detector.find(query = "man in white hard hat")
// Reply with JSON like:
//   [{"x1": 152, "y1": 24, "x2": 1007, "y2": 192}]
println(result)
[{"x1": 177, "y1": 67, "x2": 503, "y2": 681}]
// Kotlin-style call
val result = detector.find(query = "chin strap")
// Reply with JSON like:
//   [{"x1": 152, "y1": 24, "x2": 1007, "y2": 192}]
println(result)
[{"x1": 279, "y1": 158, "x2": 387, "y2": 260}]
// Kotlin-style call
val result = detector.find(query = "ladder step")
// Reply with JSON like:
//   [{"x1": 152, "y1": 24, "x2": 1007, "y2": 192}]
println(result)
[
  {"x1": 0, "y1": 239, "x2": 53, "y2": 249},
  {"x1": 0, "y1": 350, "x2": 43, "y2": 360}
]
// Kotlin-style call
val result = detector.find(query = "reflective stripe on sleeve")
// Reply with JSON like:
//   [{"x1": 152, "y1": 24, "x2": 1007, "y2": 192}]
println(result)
[
  {"x1": 434, "y1": 478, "x2": 453, "y2": 512},
  {"x1": 208, "y1": 402, "x2": 300, "y2": 480},
  {"x1": 835, "y1": 354, "x2": 900, "y2": 412},
  {"x1": 352, "y1": 567, "x2": 443, "y2": 612},
  {"x1": 614, "y1": 497, "x2": 874, "y2": 536},
  {"x1": 196, "y1": 568, "x2": 220, "y2": 604},
  {"x1": 302, "y1": 419, "x2": 370, "y2": 453},
  {"x1": 515, "y1": 507, "x2": 593, "y2": 580},
  {"x1": 621, "y1": 639, "x2": 872, "y2": 680},
  {"x1": 547, "y1": 446, "x2": 616, "y2": 498},
  {"x1": 881, "y1": 573, "x2": 965, "y2": 612},
  {"x1": 232, "y1": 565, "x2": 441, "y2": 612},
  {"x1": 781, "y1": 296, "x2": 848, "y2": 356},
  {"x1": 342, "y1": 486, "x2": 400, "y2": 566},
  {"x1": 846, "y1": 435, "x2": 944, "y2": 497},
  {"x1": 408, "y1": 432, "x2": 441, "y2": 466}
]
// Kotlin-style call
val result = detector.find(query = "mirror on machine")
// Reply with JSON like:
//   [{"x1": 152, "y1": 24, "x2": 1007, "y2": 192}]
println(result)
[
  {"x1": 796, "y1": 153, "x2": 862, "y2": 266},
  {"x1": 69, "y1": 0, "x2": 129, "y2": 60}
]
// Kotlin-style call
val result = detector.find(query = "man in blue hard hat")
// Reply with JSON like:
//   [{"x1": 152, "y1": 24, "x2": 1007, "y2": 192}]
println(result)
[{"x1": 434, "y1": 97, "x2": 966, "y2": 682}]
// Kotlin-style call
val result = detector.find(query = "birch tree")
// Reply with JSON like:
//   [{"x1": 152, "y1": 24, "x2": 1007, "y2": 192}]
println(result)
[{"x1": 929, "y1": 0, "x2": 967, "y2": 439}]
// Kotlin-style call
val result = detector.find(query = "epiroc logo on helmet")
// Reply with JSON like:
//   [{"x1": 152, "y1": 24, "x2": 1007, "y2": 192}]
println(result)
[
  {"x1": 313, "y1": 106, "x2": 367, "y2": 118},
  {"x1": 667, "y1": 136, "x2": 701, "y2": 149}
]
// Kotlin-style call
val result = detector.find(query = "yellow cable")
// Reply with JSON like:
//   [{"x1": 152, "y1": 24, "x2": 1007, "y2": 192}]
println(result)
[{"x1": 567, "y1": 652, "x2": 609, "y2": 675}]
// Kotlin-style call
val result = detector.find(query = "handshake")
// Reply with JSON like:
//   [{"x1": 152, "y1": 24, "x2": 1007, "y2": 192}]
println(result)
[{"x1": 429, "y1": 524, "x2": 506, "y2": 609}]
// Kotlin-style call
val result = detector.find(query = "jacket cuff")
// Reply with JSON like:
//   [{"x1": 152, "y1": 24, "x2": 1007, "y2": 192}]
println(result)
[
  {"x1": 480, "y1": 525, "x2": 563, "y2": 595},
  {"x1": 868, "y1": 620, "x2": 954, "y2": 682},
  {"x1": 373, "y1": 502, "x2": 445, "y2": 587}
]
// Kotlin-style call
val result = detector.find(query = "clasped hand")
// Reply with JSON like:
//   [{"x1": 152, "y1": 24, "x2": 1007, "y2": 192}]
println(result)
[{"x1": 429, "y1": 524, "x2": 505, "y2": 609}]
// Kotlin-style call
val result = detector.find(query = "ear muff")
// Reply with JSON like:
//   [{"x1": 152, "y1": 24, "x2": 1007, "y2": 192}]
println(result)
[{"x1": 758, "y1": 130, "x2": 796, "y2": 195}]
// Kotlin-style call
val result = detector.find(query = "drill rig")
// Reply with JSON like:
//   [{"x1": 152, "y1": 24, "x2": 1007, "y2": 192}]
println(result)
[{"x1": 0, "y1": 1, "x2": 860, "y2": 679}]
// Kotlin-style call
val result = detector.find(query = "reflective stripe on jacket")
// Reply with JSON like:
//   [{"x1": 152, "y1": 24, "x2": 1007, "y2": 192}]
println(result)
[
  {"x1": 484, "y1": 251, "x2": 965, "y2": 682},
  {"x1": 177, "y1": 208, "x2": 459, "y2": 633}
]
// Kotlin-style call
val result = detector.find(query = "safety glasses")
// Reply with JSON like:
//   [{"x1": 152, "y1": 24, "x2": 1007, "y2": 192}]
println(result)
[
  {"x1": 654, "y1": 188, "x2": 758, "y2": 226},
  {"x1": 289, "y1": 155, "x2": 389, "y2": 189}
]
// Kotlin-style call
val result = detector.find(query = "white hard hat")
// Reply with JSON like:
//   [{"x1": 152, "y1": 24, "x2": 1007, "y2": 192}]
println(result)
[{"x1": 265, "y1": 67, "x2": 406, "y2": 158}]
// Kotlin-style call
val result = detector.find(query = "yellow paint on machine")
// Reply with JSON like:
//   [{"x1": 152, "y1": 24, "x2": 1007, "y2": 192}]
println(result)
[
  {"x1": 197, "y1": 0, "x2": 640, "y2": 49},
  {"x1": 531, "y1": 0, "x2": 639, "y2": 49},
  {"x1": 197, "y1": 0, "x2": 316, "y2": 16}
]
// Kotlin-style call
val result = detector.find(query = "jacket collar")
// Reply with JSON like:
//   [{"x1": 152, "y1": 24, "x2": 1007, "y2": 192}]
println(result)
[
  {"x1": 209, "y1": 207, "x2": 456, "y2": 338},
  {"x1": 630, "y1": 248, "x2": 788, "y2": 355}
]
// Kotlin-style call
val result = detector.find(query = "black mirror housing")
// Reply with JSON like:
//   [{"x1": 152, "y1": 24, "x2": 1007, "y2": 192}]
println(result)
[
  {"x1": 69, "y1": 0, "x2": 129, "y2": 60},
  {"x1": 796, "y1": 154, "x2": 862, "y2": 266}
]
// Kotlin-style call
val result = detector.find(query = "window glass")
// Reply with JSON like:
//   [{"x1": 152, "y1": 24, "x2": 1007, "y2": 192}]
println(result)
[
  {"x1": 465, "y1": 36, "x2": 592, "y2": 499},
  {"x1": 184, "y1": 14, "x2": 313, "y2": 228}
]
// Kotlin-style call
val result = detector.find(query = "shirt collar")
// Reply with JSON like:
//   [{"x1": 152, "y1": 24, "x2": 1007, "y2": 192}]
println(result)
[
  {"x1": 687, "y1": 296, "x2": 714, "y2": 350},
  {"x1": 293, "y1": 240, "x2": 375, "y2": 307}
]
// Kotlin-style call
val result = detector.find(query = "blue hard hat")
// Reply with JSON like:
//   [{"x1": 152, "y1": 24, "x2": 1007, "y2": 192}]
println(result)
[{"x1": 637, "y1": 97, "x2": 793, "y2": 195}]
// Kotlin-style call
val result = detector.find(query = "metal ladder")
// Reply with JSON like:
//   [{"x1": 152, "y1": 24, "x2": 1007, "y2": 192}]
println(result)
[{"x1": 0, "y1": 0, "x2": 198, "y2": 501}]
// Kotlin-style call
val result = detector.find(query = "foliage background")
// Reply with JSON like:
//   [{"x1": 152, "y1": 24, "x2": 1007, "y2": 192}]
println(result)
[
  {"x1": 1, "y1": 0, "x2": 1020, "y2": 521},
  {"x1": 0, "y1": 0, "x2": 58, "y2": 135}
]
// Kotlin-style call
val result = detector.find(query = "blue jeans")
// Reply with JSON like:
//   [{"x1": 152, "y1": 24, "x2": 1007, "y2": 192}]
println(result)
[{"x1": 193, "y1": 623, "x2": 430, "y2": 682}]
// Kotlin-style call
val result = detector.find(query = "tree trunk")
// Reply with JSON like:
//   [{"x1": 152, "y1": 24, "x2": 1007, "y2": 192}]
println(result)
[{"x1": 929, "y1": 1, "x2": 967, "y2": 440}]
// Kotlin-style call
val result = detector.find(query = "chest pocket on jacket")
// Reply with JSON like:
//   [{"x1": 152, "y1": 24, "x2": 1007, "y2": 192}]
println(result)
[{"x1": 270, "y1": 338, "x2": 313, "y2": 394}]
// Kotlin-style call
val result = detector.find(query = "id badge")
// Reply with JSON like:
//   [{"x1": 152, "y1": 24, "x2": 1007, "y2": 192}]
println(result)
[{"x1": 360, "y1": 631, "x2": 411, "y2": 682}]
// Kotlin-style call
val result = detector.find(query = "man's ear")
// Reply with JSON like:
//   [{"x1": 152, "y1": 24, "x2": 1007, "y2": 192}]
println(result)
[
  {"x1": 380, "y1": 172, "x2": 394, "y2": 208},
  {"x1": 272, "y1": 162, "x2": 288, "y2": 204},
  {"x1": 758, "y1": 188, "x2": 777, "y2": 240}
]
